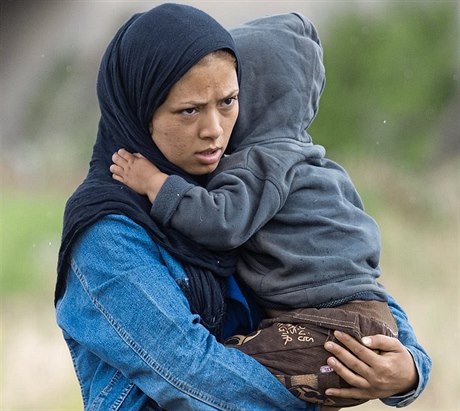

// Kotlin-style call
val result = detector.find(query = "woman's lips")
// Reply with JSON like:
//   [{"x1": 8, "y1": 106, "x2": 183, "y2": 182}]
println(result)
[{"x1": 195, "y1": 147, "x2": 223, "y2": 165}]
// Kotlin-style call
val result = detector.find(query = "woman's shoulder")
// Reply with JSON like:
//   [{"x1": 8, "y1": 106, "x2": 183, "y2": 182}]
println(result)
[
  {"x1": 72, "y1": 213, "x2": 186, "y2": 283},
  {"x1": 74, "y1": 214, "x2": 160, "y2": 259},
  {"x1": 83, "y1": 214, "x2": 148, "y2": 239}
]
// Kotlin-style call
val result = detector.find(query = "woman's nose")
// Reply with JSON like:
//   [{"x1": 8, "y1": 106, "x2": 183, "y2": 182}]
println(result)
[{"x1": 199, "y1": 110, "x2": 223, "y2": 140}]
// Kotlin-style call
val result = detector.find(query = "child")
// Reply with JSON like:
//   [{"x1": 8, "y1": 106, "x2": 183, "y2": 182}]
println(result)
[{"x1": 111, "y1": 13, "x2": 398, "y2": 407}]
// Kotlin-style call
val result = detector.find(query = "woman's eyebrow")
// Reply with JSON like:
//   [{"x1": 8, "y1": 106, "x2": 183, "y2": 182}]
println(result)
[
  {"x1": 177, "y1": 89, "x2": 239, "y2": 107},
  {"x1": 216, "y1": 88, "x2": 240, "y2": 102},
  {"x1": 224, "y1": 88, "x2": 240, "y2": 97}
]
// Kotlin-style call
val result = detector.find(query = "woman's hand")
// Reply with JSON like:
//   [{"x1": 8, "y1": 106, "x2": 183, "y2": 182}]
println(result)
[{"x1": 324, "y1": 331, "x2": 418, "y2": 400}]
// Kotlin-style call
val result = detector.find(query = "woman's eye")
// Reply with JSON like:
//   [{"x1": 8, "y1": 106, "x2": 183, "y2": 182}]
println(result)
[
  {"x1": 181, "y1": 107, "x2": 197, "y2": 116},
  {"x1": 222, "y1": 96, "x2": 238, "y2": 108}
]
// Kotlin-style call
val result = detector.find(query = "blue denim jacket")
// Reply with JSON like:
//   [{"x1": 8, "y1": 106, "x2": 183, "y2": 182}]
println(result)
[{"x1": 56, "y1": 215, "x2": 430, "y2": 410}]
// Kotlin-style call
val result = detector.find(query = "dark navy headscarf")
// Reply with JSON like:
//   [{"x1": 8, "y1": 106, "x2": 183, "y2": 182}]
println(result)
[{"x1": 56, "y1": 3, "x2": 240, "y2": 339}]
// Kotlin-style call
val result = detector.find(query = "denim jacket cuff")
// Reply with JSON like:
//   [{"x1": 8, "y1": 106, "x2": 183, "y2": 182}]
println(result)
[{"x1": 380, "y1": 346, "x2": 429, "y2": 407}]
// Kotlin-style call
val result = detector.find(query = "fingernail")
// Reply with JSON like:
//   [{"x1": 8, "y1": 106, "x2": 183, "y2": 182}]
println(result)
[
  {"x1": 325, "y1": 342, "x2": 334, "y2": 350},
  {"x1": 362, "y1": 336, "x2": 372, "y2": 346}
]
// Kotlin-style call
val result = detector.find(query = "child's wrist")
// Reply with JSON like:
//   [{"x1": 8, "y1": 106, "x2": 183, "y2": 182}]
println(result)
[{"x1": 147, "y1": 172, "x2": 168, "y2": 203}]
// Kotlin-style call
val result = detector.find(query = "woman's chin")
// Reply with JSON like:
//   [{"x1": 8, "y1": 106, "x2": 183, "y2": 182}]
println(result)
[{"x1": 189, "y1": 163, "x2": 219, "y2": 176}]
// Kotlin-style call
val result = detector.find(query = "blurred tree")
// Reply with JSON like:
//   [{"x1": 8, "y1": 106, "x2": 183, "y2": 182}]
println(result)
[
  {"x1": 309, "y1": 2, "x2": 459, "y2": 169},
  {"x1": 12, "y1": 2, "x2": 459, "y2": 172}
]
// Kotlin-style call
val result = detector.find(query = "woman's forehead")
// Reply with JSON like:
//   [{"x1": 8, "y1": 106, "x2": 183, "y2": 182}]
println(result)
[{"x1": 165, "y1": 54, "x2": 239, "y2": 104}]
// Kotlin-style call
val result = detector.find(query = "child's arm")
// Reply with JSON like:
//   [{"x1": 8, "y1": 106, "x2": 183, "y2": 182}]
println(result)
[
  {"x1": 150, "y1": 159, "x2": 284, "y2": 250},
  {"x1": 111, "y1": 148, "x2": 284, "y2": 250},
  {"x1": 110, "y1": 149, "x2": 167, "y2": 203}
]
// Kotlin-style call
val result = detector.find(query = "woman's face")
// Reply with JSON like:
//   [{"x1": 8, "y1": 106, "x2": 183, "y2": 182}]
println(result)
[{"x1": 150, "y1": 52, "x2": 239, "y2": 175}]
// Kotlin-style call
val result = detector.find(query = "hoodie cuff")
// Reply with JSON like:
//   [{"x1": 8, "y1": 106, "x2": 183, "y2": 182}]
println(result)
[{"x1": 150, "y1": 175, "x2": 194, "y2": 225}]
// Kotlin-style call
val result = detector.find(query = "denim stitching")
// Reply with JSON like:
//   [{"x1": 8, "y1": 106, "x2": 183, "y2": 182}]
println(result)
[
  {"x1": 110, "y1": 382, "x2": 135, "y2": 411},
  {"x1": 90, "y1": 370, "x2": 123, "y2": 411},
  {"x1": 71, "y1": 257, "x2": 240, "y2": 411}
]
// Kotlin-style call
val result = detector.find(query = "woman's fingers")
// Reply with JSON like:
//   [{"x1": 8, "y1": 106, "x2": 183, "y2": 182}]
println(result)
[
  {"x1": 331, "y1": 331, "x2": 382, "y2": 367},
  {"x1": 325, "y1": 385, "x2": 374, "y2": 400},
  {"x1": 325, "y1": 332, "x2": 375, "y2": 374},
  {"x1": 325, "y1": 353, "x2": 369, "y2": 389},
  {"x1": 360, "y1": 334, "x2": 400, "y2": 354},
  {"x1": 324, "y1": 331, "x2": 416, "y2": 399},
  {"x1": 324, "y1": 331, "x2": 383, "y2": 388}
]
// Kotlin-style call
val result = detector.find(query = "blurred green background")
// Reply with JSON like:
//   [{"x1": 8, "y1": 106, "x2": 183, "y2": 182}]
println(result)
[{"x1": 1, "y1": 1, "x2": 458, "y2": 409}]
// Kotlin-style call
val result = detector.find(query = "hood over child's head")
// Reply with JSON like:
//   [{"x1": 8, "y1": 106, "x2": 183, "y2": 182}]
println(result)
[{"x1": 229, "y1": 13, "x2": 325, "y2": 152}]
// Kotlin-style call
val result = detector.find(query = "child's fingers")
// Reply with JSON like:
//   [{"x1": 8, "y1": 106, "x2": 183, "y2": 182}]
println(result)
[
  {"x1": 117, "y1": 148, "x2": 135, "y2": 160},
  {"x1": 112, "y1": 152, "x2": 125, "y2": 166},
  {"x1": 112, "y1": 148, "x2": 133, "y2": 165},
  {"x1": 109, "y1": 164, "x2": 124, "y2": 177},
  {"x1": 111, "y1": 173, "x2": 123, "y2": 183}
]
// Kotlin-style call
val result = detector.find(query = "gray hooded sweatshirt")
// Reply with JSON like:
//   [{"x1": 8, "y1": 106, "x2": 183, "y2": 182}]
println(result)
[{"x1": 151, "y1": 13, "x2": 387, "y2": 309}]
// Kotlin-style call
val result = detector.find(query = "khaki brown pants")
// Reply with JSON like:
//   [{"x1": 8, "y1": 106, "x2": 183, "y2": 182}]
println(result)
[{"x1": 225, "y1": 300, "x2": 398, "y2": 407}]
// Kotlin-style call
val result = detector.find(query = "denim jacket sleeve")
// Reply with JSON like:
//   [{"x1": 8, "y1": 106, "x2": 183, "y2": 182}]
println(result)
[
  {"x1": 382, "y1": 294, "x2": 432, "y2": 407},
  {"x1": 56, "y1": 214, "x2": 313, "y2": 411}
]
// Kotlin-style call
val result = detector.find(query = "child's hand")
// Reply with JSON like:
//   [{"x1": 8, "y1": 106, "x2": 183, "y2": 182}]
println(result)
[{"x1": 110, "y1": 148, "x2": 168, "y2": 203}]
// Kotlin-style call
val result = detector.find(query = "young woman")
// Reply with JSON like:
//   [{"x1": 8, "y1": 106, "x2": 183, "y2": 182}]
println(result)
[{"x1": 56, "y1": 4, "x2": 430, "y2": 410}]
